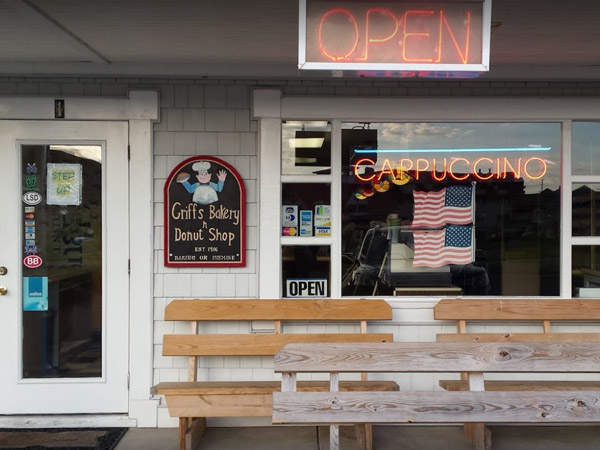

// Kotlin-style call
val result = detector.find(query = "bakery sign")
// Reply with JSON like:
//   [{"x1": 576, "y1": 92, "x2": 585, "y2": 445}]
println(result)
[
  {"x1": 299, "y1": 0, "x2": 491, "y2": 74},
  {"x1": 164, "y1": 156, "x2": 245, "y2": 267}
]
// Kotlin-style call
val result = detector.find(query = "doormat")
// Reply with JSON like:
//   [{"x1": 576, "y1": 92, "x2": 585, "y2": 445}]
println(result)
[{"x1": 0, "y1": 428, "x2": 127, "y2": 450}]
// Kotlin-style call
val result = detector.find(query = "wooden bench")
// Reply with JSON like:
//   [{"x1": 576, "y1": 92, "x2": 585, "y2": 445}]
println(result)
[
  {"x1": 150, "y1": 299, "x2": 398, "y2": 450},
  {"x1": 433, "y1": 298, "x2": 600, "y2": 392},
  {"x1": 273, "y1": 341, "x2": 600, "y2": 450}
]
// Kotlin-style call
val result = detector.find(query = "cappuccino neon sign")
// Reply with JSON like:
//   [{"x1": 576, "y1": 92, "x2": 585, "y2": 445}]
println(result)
[
  {"x1": 300, "y1": 0, "x2": 491, "y2": 73},
  {"x1": 354, "y1": 156, "x2": 549, "y2": 182}
]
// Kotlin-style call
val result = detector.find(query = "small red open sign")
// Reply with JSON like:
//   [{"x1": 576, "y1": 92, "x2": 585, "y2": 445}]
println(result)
[{"x1": 23, "y1": 255, "x2": 43, "y2": 269}]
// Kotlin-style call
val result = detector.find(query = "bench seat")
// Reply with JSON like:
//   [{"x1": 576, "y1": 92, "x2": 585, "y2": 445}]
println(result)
[
  {"x1": 273, "y1": 341, "x2": 600, "y2": 450},
  {"x1": 153, "y1": 380, "x2": 398, "y2": 417},
  {"x1": 152, "y1": 298, "x2": 397, "y2": 450}
]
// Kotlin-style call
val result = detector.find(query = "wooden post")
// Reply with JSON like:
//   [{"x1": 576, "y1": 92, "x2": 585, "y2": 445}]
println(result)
[
  {"x1": 543, "y1": 320, "x2": 551, "y2": 333},
  {"x1": 281, "y1": 372, "x2": 297, "y2": 393},
  {"x1": 469, "y1": 372, "x2": 491, "y2": 450},
  {"x1": 330, "y1": 372, "x2": 340, "y2": 450},
  {"x1": 356, "y1": 321, "x2": 372, "y2": 450}
]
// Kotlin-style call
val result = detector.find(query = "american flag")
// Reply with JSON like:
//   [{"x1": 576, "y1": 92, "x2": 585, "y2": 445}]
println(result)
[
  {"x1": 412, "y1": 185, "x2": 474, "y2": 228},
  {"x1": 412, "y1": 225, "x2": 474, "y2": 268}
]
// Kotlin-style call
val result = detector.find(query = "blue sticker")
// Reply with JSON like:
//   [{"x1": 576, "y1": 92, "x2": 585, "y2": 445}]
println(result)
[
  {"x1": 23, "y1": 277, "x2": 48, "y2": 311},
  {"x1": 24, "y1": 244, "x2": 38, "y2": 255},
  {"x1": 26, "y1": 163, "x2": 38, "y2": 175}
]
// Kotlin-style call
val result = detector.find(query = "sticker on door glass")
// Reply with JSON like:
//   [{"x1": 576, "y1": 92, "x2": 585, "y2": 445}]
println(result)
[
  {"x1": 47, "y1": 163, "x2": 83, "y2": 206},
  {"x1": 22, "y1": 191, "x2": 42, "y2": 205},
  {"x1": 23, "y1": 277, "x2": 48, "y2": 311},
  {"x1": 23, "y1": 255, "x2": 43, "y2": 269}
]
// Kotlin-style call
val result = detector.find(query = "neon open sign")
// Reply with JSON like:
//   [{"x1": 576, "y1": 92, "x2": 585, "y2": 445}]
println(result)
[{"x1": 299, "y1": 0, "x2": 491, "y2": 73}]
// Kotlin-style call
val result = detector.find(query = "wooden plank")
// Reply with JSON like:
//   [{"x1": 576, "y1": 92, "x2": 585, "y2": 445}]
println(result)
[
  {"x1": 166, "y1": 393, "x2": 273, "y2": 417},
  {"x1": 165, "y1": 299, "x2": 392, "y2": 321},
  {"x1": 152, "y1": 380, "x2": 399, "y2": 396},
  {"x1": 439, "y1": 380, "x2": 600, "y2": 391},
  {"x1": 436, "y1": 333, "x2": 600, "y2": 343},
  {"x1": 273, "y1": 342, "x2": 600, "y2": 373},
  {"x1": 163, "y1": 333, "x2": 393, "y2": 356},
  {"x1": 434, "y1": 299, "x2": 600, "y2": 321},
  {"x1": 272, "y1": 391, "x2": 600, "y2": 424}
]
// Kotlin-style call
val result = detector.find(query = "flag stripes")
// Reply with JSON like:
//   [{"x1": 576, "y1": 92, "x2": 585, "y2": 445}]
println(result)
[
  {"x1": 412, "y1": 186, "x2": 473, "y2": 228},
  {"x1": 413, "y1": 226, "x2": 474, "y2": 268}
]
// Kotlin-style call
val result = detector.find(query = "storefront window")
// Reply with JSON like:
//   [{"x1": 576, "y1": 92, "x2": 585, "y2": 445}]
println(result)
[
  {"x1": 281, "y1": 121, "x2": 331, "y2": 175},
  {"x1": 341, "y1": 122, "x2": 561, "y2": 297},
  {"x1": 572, "y1": 184, "x2": 600, "y2": 236},
  {"x1": 572, "y1": 122, "x2": 600, "y2": 176},
  {"x1": 282, "y1": 183, "x2": 331, "y2": 237},
  {"x1": 282, "y1": 245, "x2": 330, "y2": 297},
  {"x1": 572, "y1": 246, "x2": 600, "y2": 297}
]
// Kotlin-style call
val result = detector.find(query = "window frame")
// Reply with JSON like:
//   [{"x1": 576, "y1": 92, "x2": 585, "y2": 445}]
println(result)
[{"x1": 253, "y1": 91, "x2": 600, "y2": 299}]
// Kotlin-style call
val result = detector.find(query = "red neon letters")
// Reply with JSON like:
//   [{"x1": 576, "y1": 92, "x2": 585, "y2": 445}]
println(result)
[
  {"x1": 354, "y1": 157, "x2": 548, "y2": 183},
  {"x1": 310, "y1": 4, "x2": 480, "y2": 65}
]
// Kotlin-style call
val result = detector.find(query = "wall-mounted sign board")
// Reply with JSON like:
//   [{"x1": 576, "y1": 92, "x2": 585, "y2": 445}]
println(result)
[
  {"x1": 164, "y1": 156, "x2": 245, "y2": 267},
  {"x1": 299, "y1": 0, "x2": 491, "y2": 75}
]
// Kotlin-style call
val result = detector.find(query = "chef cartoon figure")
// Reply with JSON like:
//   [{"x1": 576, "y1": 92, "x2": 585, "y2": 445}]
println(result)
[{"x1": 177, "y1": 160, "x2": 227, "y2": 205}]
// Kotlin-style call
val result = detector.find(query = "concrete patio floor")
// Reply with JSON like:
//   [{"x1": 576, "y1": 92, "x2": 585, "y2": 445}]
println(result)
[{"x1": 115, "y1": 425, "x2": 600, "y2": 450}]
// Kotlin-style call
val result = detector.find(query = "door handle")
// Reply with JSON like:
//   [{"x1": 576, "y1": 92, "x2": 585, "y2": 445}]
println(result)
[
  {"x1": 0, "y1": 266, "x2": 6, "y2": 275},
  {"x1": 0, "y1": 286, "x2": 7, "y2": 295}
]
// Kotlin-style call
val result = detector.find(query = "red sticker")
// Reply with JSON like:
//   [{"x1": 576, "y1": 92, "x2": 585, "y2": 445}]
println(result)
[{"x1": 23, "y1": 255, "x2": 43, "y2": 269}]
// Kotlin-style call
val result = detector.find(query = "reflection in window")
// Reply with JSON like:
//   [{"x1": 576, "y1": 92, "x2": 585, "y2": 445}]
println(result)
[
  {"x1": 572, "y1": 122, "x2": 600, "y2": 176},
  {"x1": 281, "y1": 121, "x2": 331, "y2": 175},
  {"x1": 572, "y1": 246, "x2": 600, "y2": 297},
  {"x1": 341, "y1": 123, "x2": 561, "y2": 297},
  {"x1": 573, "y1": 184, "x2": 600, "y2": 236}
]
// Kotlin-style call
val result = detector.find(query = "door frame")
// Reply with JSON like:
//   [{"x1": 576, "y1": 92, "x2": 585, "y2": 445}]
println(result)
[{"x1": 0, "y1": 91, "x2": 158, "y2": 427}]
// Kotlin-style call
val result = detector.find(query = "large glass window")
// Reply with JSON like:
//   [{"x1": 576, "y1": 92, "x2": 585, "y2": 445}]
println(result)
[{"x1": 341, "y1": 123, "x2": 561, "y2": 297}]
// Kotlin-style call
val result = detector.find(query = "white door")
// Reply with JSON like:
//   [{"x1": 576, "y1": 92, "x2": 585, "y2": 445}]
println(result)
[{"x1": 0, "y1": 120, "x2": 129, "y2": 414}]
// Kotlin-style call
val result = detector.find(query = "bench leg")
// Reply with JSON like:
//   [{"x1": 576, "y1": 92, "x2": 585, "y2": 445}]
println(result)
[
  {"x1": 354, "y1": 424, "x2": 373, "y2": 450},
  {"x1": 179, "y1": 417, "x2": 206, "y2": 450},
  {"x1": 472, "y1": 424, "x2": 491, "y2": 450},
  {"x1": 464, "y1": 423, "x2": 474, "y2": 442}
]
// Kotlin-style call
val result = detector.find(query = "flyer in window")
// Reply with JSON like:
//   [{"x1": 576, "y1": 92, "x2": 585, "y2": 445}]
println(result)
[
  {"x1": 47, "y1": 163, "x2": 83, "y2": 206},
  {"x1": 314, "y1": 204, "x2": 330, "y2": 236},
  {"x1": 282, "y1": 205, "x2": 298, "y2": 236}
]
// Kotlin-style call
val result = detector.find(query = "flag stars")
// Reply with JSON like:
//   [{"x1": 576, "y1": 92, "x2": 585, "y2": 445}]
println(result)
[
  {"x1": 445, "y1": 185, "x2": 472, "y2": 208},
  {"x1": 445, "y1": 226, "x2": 472, "y2": 248}
]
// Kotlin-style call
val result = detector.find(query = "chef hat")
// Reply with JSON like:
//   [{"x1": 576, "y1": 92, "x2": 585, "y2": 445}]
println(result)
[{"x1": 192, "y1": 161, "x2": 211, "y2": 174}]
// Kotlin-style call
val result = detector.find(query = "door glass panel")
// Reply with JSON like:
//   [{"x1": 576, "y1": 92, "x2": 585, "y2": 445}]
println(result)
[{"x1": 21, "y1": 144, "x2": 102, "y2": 378}]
